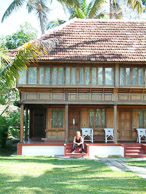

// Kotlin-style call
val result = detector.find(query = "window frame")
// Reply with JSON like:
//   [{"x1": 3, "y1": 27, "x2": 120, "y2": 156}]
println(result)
[
  {"x1": 51, "y1": 108, "x2": 64, "y2": 128},
  {"x1": 138, "y1": 109, "x2": 146, "y2": 128},
  {"x1": 120, "y1": 66, "x2": 145, "y2": 87},
  {"x1": 89, "y1": 108, "x2": 106, "y2": 128}
]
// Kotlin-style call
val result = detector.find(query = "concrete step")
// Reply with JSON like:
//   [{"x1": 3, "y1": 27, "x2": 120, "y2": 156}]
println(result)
[
  {"x1": 125, "y1": 146, "x2": 142, "y2": 149},
  {"x1": 125, "y1": 149, "x2": 144, "y2": 152}
]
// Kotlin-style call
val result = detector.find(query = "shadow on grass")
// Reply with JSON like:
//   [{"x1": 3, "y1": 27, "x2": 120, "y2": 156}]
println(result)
[
  {"x1": 0, "y1": 145, "x2": 17, "y2": 156},
  {"x1": 0, "y1": 158, "x2": 146, "y2": 194},
  {"x1": 126, "y1": 160, "x2": 146, "y2": 167}
]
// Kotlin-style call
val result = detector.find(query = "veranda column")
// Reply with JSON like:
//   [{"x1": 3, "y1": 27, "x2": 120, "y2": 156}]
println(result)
[
  {"x1": 114, "y1": 104, "x2": 118, "y2": 143},
  {"x1": 25, "y1": 107, "x2": 28, "y2": 141},
  {"x1": 65, "y1": 104, "x2": 69, "y2": 143},
  {"x1": 20, "y1": 104, "x2": 24, "y2": 142}
]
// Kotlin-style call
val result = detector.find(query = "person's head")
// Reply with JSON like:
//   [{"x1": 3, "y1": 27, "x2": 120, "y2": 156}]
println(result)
[{"x1": 76, "y1": 131, "x2": 81, "y2": 137}]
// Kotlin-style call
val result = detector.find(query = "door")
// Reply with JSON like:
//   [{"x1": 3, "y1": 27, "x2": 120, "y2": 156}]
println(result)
[
  {"x1": 69, "y1": 111, "x2": 80, "y2": 139},
  {"x1": 33, "y1": 109, "x2": 46, "y2": 137},
  {"x1": 119, "y1": 111, "x2": 132, "y2": 139}
]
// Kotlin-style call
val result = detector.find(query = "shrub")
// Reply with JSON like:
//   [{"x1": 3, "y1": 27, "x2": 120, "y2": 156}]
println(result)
[{"x1": 0, "y1": 116, "x2": 9, "y2": 148}]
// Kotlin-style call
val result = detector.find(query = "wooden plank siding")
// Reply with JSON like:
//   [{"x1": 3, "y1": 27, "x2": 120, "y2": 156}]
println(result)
[
  {"x1": 17, "y1": 63, "x2": 146, "y2": 142},
  {"x1": 36, "y1": 106, "x2": 142, "y2": 142}
]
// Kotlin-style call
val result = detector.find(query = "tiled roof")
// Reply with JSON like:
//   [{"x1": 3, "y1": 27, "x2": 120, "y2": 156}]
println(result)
[{"x1": 14, "y1": 18, "x2": 146, "y2": 62}]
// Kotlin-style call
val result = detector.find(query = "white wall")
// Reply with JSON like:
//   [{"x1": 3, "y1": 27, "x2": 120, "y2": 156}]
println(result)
[
  {"x1": 89, "y1": 146, "x2": 124, "y2": 157},
  {"x1": 22, "y1": 146, "x2": 64, "y2": 156}
]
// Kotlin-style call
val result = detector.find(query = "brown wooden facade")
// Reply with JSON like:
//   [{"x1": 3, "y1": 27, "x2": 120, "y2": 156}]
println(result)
[{"x1": 17, "y1": 62, "x2": 146, "y2": 143}]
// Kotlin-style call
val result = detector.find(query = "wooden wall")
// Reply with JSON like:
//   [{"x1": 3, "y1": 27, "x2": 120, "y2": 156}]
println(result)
[{"x1": 44, "y1": 106, "x2": 143, "y2": 142}]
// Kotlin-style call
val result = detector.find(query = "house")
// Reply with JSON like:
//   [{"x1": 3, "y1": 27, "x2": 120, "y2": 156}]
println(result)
[{"x1": 16, "y1": 18, "x2": 146, "y2": 157}]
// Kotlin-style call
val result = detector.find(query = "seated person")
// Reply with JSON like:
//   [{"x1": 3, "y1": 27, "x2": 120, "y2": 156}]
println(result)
[{"x1": 71, "y1": 131, "x2": 84, "y2": 153}]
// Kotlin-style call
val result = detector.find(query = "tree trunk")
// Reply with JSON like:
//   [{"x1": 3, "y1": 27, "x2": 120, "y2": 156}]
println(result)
[
  {"x1": 110, "y1": 0, "x2": 113, "y2": 19},
  {"x1": 39, "y1": 11, "x2": 45, "y2": 34}
]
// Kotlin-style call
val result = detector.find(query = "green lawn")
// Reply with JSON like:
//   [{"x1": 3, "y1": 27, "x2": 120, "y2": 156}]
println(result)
[
  {"x1": 126, "y1": 160, "x2": 146, "y2": 167},
  {"x1": 0, "y1": 156, "x2": 146, "y2": 194}
]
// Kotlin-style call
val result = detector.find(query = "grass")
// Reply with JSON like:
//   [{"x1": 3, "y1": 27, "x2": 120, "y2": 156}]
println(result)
[
  {"x1": 126, "y1": 160, "x2": 146, "y2": 167},
  {"x1": 0, "y1": 155, "x2": 146, "y2": 194}
]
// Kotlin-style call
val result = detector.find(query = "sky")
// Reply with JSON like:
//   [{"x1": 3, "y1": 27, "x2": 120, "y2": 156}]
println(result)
[
  {"x1": 0, "y1": 0, "x2": 68, "y2": 36},
  {"x1": 0, "y1": 0, "x2": 146, "y2": 37}
]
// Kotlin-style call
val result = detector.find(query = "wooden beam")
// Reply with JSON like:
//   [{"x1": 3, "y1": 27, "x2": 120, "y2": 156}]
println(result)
[
  {"x1": 115, "y1": 63, "x2": 119, "y2": 88},
  {"x1": 20, "y1": 104, "x2": 24, "y2": 142},
  {"x1": 114, "y1": 104, "x2": 117, "y2": 143},
  {"x1": 65, "y1": 104, "x2": 69, "y2": 143},
  {"x1": 25, "y1": 108, "x2": 28, "y2": 141}
]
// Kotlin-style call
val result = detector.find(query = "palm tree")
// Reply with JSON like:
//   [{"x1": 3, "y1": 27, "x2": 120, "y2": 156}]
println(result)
[
  {"x1": 47, "y1": 0, "x2": 105, "y2": 29},
  {"x1": 1, "y1": 0, "x2": 49, "y2": 34},
  {"x1": 128, "y1": 0, "x2": 144, "y2": 13},
  {"x1": 1, "y1": 0, "x2": 79, "y2": 34},
  {"x1": 109, "y1": 0, "x2": 144, "y2": 19},
  {"x1": 66, "y1": 0, "x2": 106, "y2": 19}
]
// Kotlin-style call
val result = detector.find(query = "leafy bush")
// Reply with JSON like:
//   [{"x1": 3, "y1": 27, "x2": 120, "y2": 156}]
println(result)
[
  {"x1": 0, "y1": 116, "x2": 9, "y2": 148},
  {"x1": 7, "y1": 109, "x2": 21, "y2": 139}
]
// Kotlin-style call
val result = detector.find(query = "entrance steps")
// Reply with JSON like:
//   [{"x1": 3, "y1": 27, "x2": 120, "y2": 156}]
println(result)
[
  {"x1": 64, "y1": 143, "x2": 89, "y2": 157},
  {"x1": 124, "y1": 144, "x2": 146, "y2": 157}
]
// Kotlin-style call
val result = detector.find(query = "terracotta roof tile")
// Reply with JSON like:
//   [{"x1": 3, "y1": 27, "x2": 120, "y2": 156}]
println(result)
[{"x1": 15, "y1": 18, "x2": 146, "y2": 62}]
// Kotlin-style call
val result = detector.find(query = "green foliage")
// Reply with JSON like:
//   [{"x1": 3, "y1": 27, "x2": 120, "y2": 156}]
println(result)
[
  {"x1": 47, "y1": 18, "x2": 66, "y2": 29},
  {"x1": 3, "y1": 22, "x2": 37, "y2": 50},
  {"x1": 0, "y1": 116, "x2": 9, "y2": 148},
  {"x1": 67, "y1": 0, "x2": 106, "y2": 19},
  {"x1": 7, "y1": 109, "x2": 21, "y2": 139},
  {"x1": 142, "y1": 0, "x2": 146, "y2": 5}
]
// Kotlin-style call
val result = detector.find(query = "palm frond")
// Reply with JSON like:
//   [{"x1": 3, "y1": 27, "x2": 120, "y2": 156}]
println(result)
[
  {"x1": 89, "y1": 0, "x2": 106, "y2": 18},
  {"x1": 82, "y1": 0, "x2": 87, "y2": 15},
  {"x1": 0, "y1": 40, "x2": 48, "y2": 88},
  {"x1": 57, "y1": 0, "x2": 80, "y2": 8},
  {"x1": 86, "y1": 1, "x2": 92, "y2": 17},
  {"x1": 128, "y1": 0, "x2": 144, "y2": 13},
  {"x1": 76, "y1": 8, "x2": 86, "y2": 18},
  {"x1": 1, "y1": 0, "x2": 25, "y2": 22},
  {"x1": 47, "y1": 19, "x2": 66, "y2": 29}
]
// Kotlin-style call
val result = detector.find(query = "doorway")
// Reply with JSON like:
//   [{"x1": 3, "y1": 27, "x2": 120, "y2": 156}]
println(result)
[
  {"x1": 119, "y1": 111, "x2": 132, "y2": 140},
  {"x1": 69, "y1": 111, "x2": 80, "y2": 139},
  {"x1": 33, "y1": 109, "x2": 46, "y2": 137}
]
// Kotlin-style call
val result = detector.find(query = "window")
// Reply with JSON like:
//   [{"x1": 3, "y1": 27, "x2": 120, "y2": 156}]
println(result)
[
  {"x1": 132, "y1": 68, "x2": 137, "y2": 85},
  {"x1": 120, "y1": 68, "x2": 124, "y2": 85},
  {"x1": 98, "y1": 68, "x2": 103, "y2": 85},
  {"x1": 79, "y1": 67, "x2": 84, "y2": 85},
  {"x1": 89, "y1": 109, "x2": 105, "y2": 128},
  {"x1": 52, "y1": 67, "x2": 57, "y2": 85},
  {"x1": 51, "y1": 109, "x2": 63, "y2": 128},
  {"x1": 28, "y1": 67, "x2": 37, "y2": 84},
  {"x1": 138, "y1": 110, "x2": 146, "y2": 128},
  {"x1": 39, "y1": 67, "x2": 44, "y2": 84},
  {"x1": 138, "y1": 68, "x2": 143, "y2": 85},
  {"x1": 92, "y1": 67, "x2": 96, "y2": 85},
  {"x1": 59, "y1": 67, "x2": 64, "y2": 85},
  {"x1": 120, "y1": 67, "x2": 144, "y2": 86},
  {"x1": 105, "y1": 68, "x2": 113, "y2": 85},
  {"x1": 126, "y1": 68, "x2": 130, "y2": 85},
  {"x1": 18, "y1": 69, "x2": 26, "y2": 84},
  {"x1": 45, "y1": 67, "x2": 50, "y2": 85},
  {"x1": 66, "y1": 67, "x2": 70, "y2": 85},
  {"x1": 72, "y1": 67, "x2": 76, "y2": 85},
  {"x1": 85, "y1": 67, "x2": 90, "y2": 85}
]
